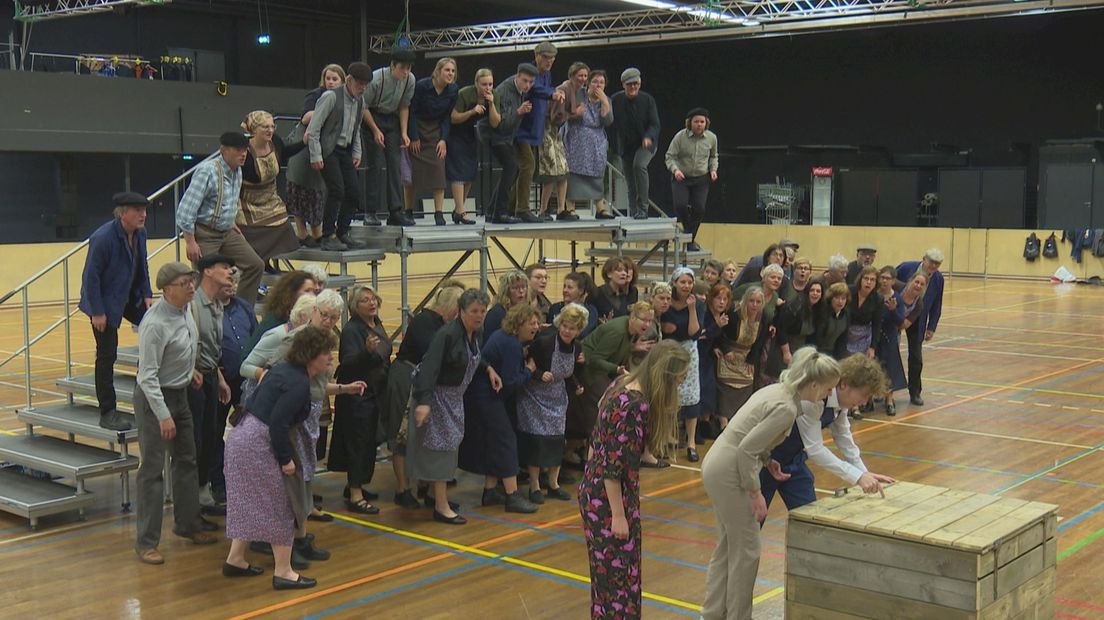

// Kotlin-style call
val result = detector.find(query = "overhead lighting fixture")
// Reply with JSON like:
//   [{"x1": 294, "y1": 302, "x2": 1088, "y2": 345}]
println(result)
[
  {"x1": 619, "y1": 0, "x2": 744, "y2": 24},
  {"x1": 255, "y1": 0, "x2": 271, "y2": 45},
  {"x1": 257, "y1": 33, "x2": 271, "y2": 45}
]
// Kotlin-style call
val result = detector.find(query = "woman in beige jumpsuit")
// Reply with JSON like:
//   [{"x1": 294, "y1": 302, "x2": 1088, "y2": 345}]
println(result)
[{"x1": 699, "y1": 346, "x2": 842, "y2": 620}]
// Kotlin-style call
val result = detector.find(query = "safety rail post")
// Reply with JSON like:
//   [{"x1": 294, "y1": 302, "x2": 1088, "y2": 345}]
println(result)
[
  {"x1": 63, "y1": 257, "x2": 73, "y2": 403},
  {"x1": 22, "y1": 288, "x2": 31, "y2": 409},
  {"x1": 173, "y1": 183, "x2": 181, "y2": 261}
]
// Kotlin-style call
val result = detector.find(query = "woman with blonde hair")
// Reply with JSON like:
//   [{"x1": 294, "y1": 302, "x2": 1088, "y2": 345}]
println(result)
[
  {"x1": 483, "y1": 270, "x2": 530, "y2": 341},
  {"x1": 700, "y1": 346, "x2": 841, "y2": 620},
  {"x1": 715, "y1": 286, "x2": 771, "y2": 426},
  {"x1": 238, "y1": 109, "x2": 307, "y2": 261},
  {"x1": 447, "y1": 68, "x2": 496, "y2": 224},
  {"x1": 407, "y1": 57, "x2": 460, "y2": 226},
  {"x1": 287, "y1": 64, "x2": 346, "y2": 246},
  {"x1": 579, "y1": 339, "x2": 690, "y2": 619},
  {"x1": 518, "y1": 303, "x2": 588, "y2": 503}
]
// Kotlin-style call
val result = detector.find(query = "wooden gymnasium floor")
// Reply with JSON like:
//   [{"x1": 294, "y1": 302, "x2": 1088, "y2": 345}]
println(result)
[{"x1": 1, "y1": 275, "x2": 1103, "y2": 619}]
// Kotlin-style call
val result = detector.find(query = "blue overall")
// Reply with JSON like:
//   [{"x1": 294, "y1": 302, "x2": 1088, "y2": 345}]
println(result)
[{"x1": 758, "y1": 403, "x2": 837, "y2": 510}]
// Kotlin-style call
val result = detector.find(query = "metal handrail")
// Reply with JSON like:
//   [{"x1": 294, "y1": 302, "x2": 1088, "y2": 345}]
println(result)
[{"x1": 0, "y1": 149, "x2": 219, "y2": 409}]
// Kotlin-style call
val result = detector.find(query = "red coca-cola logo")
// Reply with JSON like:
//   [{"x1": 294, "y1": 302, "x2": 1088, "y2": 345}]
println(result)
[{"x1": 812, "y1": 166, "x2": 833, "y2": 177}]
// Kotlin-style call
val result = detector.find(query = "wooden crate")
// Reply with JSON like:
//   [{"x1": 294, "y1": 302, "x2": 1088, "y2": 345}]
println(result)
[{"x1": 785, "y1": 481, "x2": 1058, "y2": 619}]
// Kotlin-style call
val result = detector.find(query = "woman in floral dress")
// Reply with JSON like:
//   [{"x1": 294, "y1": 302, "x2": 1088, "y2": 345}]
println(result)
[{"x1": 578, "y1": 339, "x2": 689, "y2": 619}]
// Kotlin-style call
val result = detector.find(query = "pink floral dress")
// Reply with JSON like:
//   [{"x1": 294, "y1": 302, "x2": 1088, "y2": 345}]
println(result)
[{"x1": 577, "y1": 386, "x2": 648, "y2": 619}]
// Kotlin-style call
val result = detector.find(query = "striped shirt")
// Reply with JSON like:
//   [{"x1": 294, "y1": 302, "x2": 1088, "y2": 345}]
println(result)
[{"x1": 176, "y1": 157, "x2": 242, "y2": 233}]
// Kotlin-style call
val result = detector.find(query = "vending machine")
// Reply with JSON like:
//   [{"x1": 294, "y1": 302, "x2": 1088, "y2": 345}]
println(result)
[{"x1": 810, "y1": 166, "x2": 834, "y2": 226}]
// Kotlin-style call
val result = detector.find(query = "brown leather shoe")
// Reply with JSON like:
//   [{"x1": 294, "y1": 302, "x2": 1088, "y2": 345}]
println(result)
[
  {"x1": 173, "y1": 529, "x2": 218, "y2": 545},
  {"x1": 136, "y1": 547, "x2": 164, "y2": 565}
]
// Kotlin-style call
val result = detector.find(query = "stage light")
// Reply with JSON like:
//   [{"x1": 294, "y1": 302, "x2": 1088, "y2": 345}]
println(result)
[{"x1": 257, "y1": 33, "x2": 271, "y2": 45}]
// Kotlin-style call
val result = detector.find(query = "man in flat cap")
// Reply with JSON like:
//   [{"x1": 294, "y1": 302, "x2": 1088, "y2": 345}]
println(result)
[
  {"x1": 189, "y1": 253, "x2": 234, "y2": 515},
  {"x1": 846, "y1": 244, "x2": 878, "y2": 285},
  {"x1": 134, "y1": 262, "x2": 217, "y2": 565},
  {"x1": 79, "y1": 191, "x2": 155, "y2": 431},
  {"x1": 665, "y1": 108, "x2": 719, "y2": 252},
  {"x1": 610, "y1": 67, "x2": 660, "y2": 219},
  {"x1": 176, "y1": 131, "x2": 265, "y2": 305},
  {"x1": 480, "y1": 63, "x2": 538, "y2": 224},
  {"x1": 306, "y1": 61, "x2": 371, "y2": 251},
  {"x1": 509, "y1": 41, "x2": 566, "y2": 224},
  {"x1": 363, "y1": 49, "x2": 417, "y2": 228}
]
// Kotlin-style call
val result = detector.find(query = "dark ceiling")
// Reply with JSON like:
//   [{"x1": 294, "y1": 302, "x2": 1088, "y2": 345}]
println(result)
[{"x1": 172, "y1": 0, "x2": 658, "y2": 31}]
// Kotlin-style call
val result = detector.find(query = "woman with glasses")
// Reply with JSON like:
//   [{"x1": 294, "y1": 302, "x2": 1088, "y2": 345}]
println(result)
[
  {"x1": 238, "y1": 110, "x2": 306, "y2": 262},
  {"x1": 331, "y1": 285, "x2": 393, "y2": 514}
]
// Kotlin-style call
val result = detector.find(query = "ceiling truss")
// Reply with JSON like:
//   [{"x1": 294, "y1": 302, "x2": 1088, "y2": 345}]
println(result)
[
  {"x1": 369, "y1": 0, "x2": 1104, "y2": 55},
  {"x1": 14, "y1": 0, "x2": 170, "y2": 23}
]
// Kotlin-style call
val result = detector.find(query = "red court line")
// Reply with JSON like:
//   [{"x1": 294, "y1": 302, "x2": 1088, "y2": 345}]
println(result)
[
  {"x1": 230, "y1": 476, "x2": 701, "y2": 619},
  {"x1": 1057, "y1": 597, "x2": 1104, "y2": 613}
]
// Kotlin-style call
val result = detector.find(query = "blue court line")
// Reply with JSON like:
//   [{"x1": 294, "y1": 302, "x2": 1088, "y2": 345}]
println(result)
[
  {"x1": 864, "y1": 450, "x2": 1103, "y2": 490},
  {"x1": 322, "y1": 517, "x2": 699, "y2": 617},
  {"x1": 1058, "y1": 501, "x2": 1104, "y2": 533},
  {"x1": 991, "y1": 441, "x2": 1104, "y2": 495},
  {"x1": 303, "y1": 537, "x2": 560, "y2": 619}
]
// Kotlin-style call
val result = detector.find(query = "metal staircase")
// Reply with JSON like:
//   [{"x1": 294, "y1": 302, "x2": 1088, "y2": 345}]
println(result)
[{"x1": 0, "y1": 154, "x2": 217, "y2": 529}]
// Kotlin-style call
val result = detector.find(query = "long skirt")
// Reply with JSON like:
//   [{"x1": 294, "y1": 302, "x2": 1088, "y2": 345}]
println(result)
[
  {"x1": 677, "y1": 339, "x2": 702, "y2": 420},
  {"x1": 445, "y1": 135, "x2": 478, "y2": 184},
  {"x1": 518, "y1": 432, "x2": 566, "y2": 468},
  {"x1": 411, "y1": 118, "x2": 447, "y2": 190},
  {"x1": 329, "y1": 393, "x2": 380, "y2": 487},
  {"x1": 383, "y1": 361, "x2": 415, "y2": 453},
  {"x1": 240, "y1": 223, "x2": 301, "y2": 262},
  {"x1": 224, "y1": 413, "x2": 300, "y2": 546},
  {"x1": 567, "y1": 173, "x2": 604, "y2": 201},
  {"x1": 458, "y1": 393, "x2": 519, "y2": 478}
]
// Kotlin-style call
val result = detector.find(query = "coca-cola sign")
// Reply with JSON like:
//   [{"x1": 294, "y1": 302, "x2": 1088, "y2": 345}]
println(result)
[{"x1": 812, "y1": 166, "x2": 834, "y2": 177}]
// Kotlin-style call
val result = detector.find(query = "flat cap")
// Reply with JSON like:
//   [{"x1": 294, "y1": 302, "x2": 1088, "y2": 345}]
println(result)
[
  {"x1": 779, "y1": 238, "x2": 799, "y2": 249},
  {"x1": 391, "y1": 48, "x2": 416, "y2": 64},
  {"x1": 347, "y1": 61, "x2": 373, "y2": 82},
  {"x1": 517, "y1": 62, "x2": 538, "y2": 76},
  {"x1": 113, "y1": 191, "x2": 149, "y2": 207},
  {"x1": 534, "y1": 41, "x2": 558, "y2": 57},
  {"x1": 857, "y1": 244, "x2": 877, "y2": 253},
  {"x1": 156, "y1": 262, "x2": 197, "y2": 289},
  {"x1": 686, "y1": 107, "x2": 710, "y2": 119},
  {"x1": 196, "y1": 253, "x2": 236, "y2": 271},
  {"x1": 219, "y1": 131, "x2": 249, "y2": 148},
  {"x1": 620, "y1": 67, "x2": 641, "y2": 84}
]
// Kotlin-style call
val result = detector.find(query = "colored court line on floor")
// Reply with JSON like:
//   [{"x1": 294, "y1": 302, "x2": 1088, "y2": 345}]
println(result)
[
  {"x1": 1057, "y1": 597, "x2": 1104, "y2": 613},
  {"x1": 925, "y1": 376, "x2": 1104, "y2": 401},
  {"x1": 926, "y1": 345, "x2": 1098, "y2": 362},
  {"x1": 937, "y1": 322, "x2": 1104, "y2": 339},
  {"x1": 231, "y1": 477, "x2": 702, "y2": 619},
  {"x1": 1058, "y1": 501, "x2": 1104, "y2": 533},
  {"x1": 994, "y1": 440, "x2": 1104, "y2": 496},
  {"x1": 860, "y1": 418, "x2": 1097, "y2": 450},
  {"x1": 849, "y1": 356, "x2": 1104, "y2": 439},
  {"x1": 1058, "y1": 526, "x2": 1104, "y2": 563}
]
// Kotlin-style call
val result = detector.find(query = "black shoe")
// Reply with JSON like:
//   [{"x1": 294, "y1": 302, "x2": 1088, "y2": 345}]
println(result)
[
  {"x1": 432, "y1": 510, "x2": 467, "y2": 525},
  {"x1": 640, "y1": 459, "x2": 670, "y2": 469},
  {"x1": 199, "y1": 516, "x2": 219, "y2": 531},
  {"x1": 632, "y1": 212, "x2": 648, "y2": 220},
  {"x1": 320, "y1": 235, "x2": 348, "y2": 251},
  {"x1": 910, "y1": 395, "x2": 924, "y2": 407},
  {"x1": 294, "y1": 537, "x2": 330, "y2": 561},
  {"x1": 886, "y1": 399, "x2": 897, "y2": 416},
  {"x1": 394, "y1": 489, "x2": 422, "y2": 510},
  {"x1": 685, "y1": 242, "x2": 702, "y2": 252},
  {"x1": 434, "y1": 212, "x2": 447, "y2": 226},
  {"x1": 687, "y1": 447, "x2": 699, "y2": 463},
  {"x1": 345, "y1": 498, "x2": 380, "y2": 515},
  {"x1": 342, "y1": 486, "x2": 378, "y2": 501},
  {"x1": 337, "y1": 234, "x2": 367, "y2": 250},
  {"x1": 452, "y1": 211, "x2": 476, "y2": 225},
  {"x1": 425, "y1": 497, "x2": 460, "y2": 511},
  {"x1": 387, "y1": 212, "x2": 415, "y2": 227},
  {"x1": 545, "y1": 486, "x2": 572, "y2": 501},
  {"x1": 594, "y1": 211, "x2": 615, "y2": 220},
  {"x1": 489, "y1": 214, "x2": 520, "y2": 224},
  {"x1": 300, "y1": 236, "x2": 320, "y2": 249},
  {"x1": 223, "y1": 562, "x2": 264, "y2": 577},
  {"x1": 362, "y1": 212, "x2": 381, "y2": 226},
  {"x1": 201, "y1": 504, "x2": 226, "y2": 516},
  {"x1": 291, "y1": 547, "x2": 311, "y2": 570},
  {"x1": 557, "y1": 211, "x2": 580, "y2": 221},
  {"x1": 516, "y1": 211, "x2": 542, "y2": 224},
  {"x1": 529, "y1": 490, "x2": 545, "y2": 505},
  {"x1": 99, "y1": 410, "x2": 133, "y2": 431},
  {"x1": 505, "y1": 490, "x2": 538, "y2": 513},
  {"x1": 272, "y1": 574, "x2": 317, "y2": 590},
  {"x1": 541, "y1": 212, "x2": 555, "y2": 222},
  {"x1": 249, "y1": 541, "x2": 272, "y2": 555},
  {"x1": 307, "y1": 512, "x2": 333, "y2": 522},
  {"x1": 481, "y1": 487, "x2": 507, "y2": 507}
]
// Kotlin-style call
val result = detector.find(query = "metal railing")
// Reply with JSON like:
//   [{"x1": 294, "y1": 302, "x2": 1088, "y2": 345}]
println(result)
[{"x1": 0, "y1": 151, "x2": 219, "y2": 410}]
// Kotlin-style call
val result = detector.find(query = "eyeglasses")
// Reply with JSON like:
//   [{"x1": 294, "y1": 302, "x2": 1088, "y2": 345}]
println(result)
[
  {"x1": 317, "y1": 311, "x2": 341, "y2": 323},
  {"x1": 165, "y1": 278, "x2": 196, "y2": 289}
]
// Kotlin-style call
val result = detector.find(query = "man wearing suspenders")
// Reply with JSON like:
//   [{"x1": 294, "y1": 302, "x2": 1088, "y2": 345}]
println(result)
[{"x1": 176, "y1": 131, "x2": 265, "y2": 306}]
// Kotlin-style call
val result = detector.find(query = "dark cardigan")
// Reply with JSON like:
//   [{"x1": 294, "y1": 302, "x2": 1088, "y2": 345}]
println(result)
[{"x1": 411, "y1": 319, "x2": 487, "y2": 407}]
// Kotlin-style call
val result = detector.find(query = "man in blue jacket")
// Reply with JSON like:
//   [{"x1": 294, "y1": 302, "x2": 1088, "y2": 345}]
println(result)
[
  {"x1": 896, "y1": 248, "x2": 945, "y2": 407},
  {"x1": 511, "y1": 41, "x2": 565, "y2": 223},
  {"x1": 79, "y1": 192, "x2": 155, "y2": 431}
]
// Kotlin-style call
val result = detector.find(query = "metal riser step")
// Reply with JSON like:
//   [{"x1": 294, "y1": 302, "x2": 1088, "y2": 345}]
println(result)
[
  {"x1": 0, "y1": 434, "x2": 137, "y2": 481},
  {"x1": 57, "y1": 374, "x2": 137, "y2": 404},
  {"x1": 0, "y1": 468, "x2": 93, "y2": 530},
  {"x1": 18, "y1": 403, "x2": 137, "y2": 443},
  {"x1": 260, "y1": 273, "x2": 357, "y2": 289},
  {"x1": 116, "y1": 346, "x2": 139, "y2": 368}
]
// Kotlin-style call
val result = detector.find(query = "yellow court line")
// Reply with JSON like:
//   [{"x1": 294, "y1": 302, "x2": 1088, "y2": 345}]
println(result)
[
  {"x1": 330, "y1": 511, "x2": 704, "y2": 613},
  {"x1": 925, "y1": 377, "x2": 1104, "y2": 401},
  {"x1": 753, "y1": 587, "x2": 785, "y2": 605}
]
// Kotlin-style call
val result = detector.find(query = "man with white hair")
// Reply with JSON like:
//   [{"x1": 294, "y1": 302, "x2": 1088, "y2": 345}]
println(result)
[{"x1": 896, "y1": 248, "x2": 945, "y2": 407}]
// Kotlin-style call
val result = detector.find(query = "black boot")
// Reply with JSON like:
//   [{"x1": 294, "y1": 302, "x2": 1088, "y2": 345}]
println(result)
[{"x1": 294, "y1": 536, "x2": 330, "y2": 561}]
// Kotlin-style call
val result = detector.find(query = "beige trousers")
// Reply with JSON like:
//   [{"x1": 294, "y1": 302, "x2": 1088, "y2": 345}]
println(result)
[{"x1": 700, "y1": 453, "x2": 761, "y2": 620}]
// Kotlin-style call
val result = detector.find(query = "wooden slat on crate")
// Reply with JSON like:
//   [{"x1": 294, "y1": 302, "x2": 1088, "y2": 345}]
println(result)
[
  {"x1": 800, "y1": 483, "x2": 950, "y2": 529},
  {"x1": 789, "y1": 480, "x2": 925, "y2": 521},
  {"x1": 786, "y1": 547, "x2": 981, "y2": 610},
  {"x1": 864, "y1": 488, "x2": 976, "y2": 537},
  {"x1": 994, "y1": 542, "x2": 1047, "y2": 600},
  {"x1": 786, "y1": 519, "x2": 987, "y2": 581},
  {"x1": 785, "y1": 600, "x2": 868, "y2": 620},
  {"x1": 977, "y1": 565, "x2": 1056, "y2": 620},
  {"x1": 786, "y1": 574, "x2": 978, "y2": 620},
  {"x1": 953, "y1": 502, "x2": 1059, "y2": 552},
  {"x1": 892, "y1": 492, "x2": 1002, "y2": 542},
  {"x1": 922, "y1": 498, "x2": 1028, "y2": 548}
]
